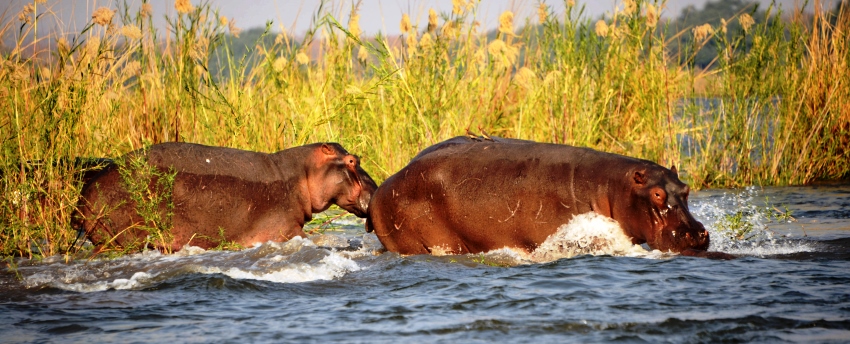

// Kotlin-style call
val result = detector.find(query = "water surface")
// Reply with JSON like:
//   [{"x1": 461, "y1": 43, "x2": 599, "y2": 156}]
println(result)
[{"x1": 2, "y1": 185, "x2": 849, "y2": 343}]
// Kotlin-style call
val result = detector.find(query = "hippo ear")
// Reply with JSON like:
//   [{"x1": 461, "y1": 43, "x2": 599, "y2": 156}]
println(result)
[
  {"x1": 321, "y1": 144, "x2": 336, "y2": 156},
  {"x1": 633, "y1": 171, "x2": 646, "y2": 185},
  {"x1": 670, "y1": 165, "x2": 678, "y2": 176}
]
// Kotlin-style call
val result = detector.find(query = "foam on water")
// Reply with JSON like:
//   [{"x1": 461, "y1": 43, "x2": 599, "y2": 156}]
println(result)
[
  {"x1": 480, "y1": 187, "x2": 818, "y2": 264},
  {"x1": 529, "y1": 212, "x2": 652, "y2": 262},
  {"x1": 20, "y1": 236, "x2": 364, "y2": 292},
  {"x1": 474, "y1": 212, "x2": 656, "y2": 265},
  {"x1": 10, "y1": 188, "x2": 823, "y2": 293},
  {"x1": 213, "y1": 252, "x2": 360, "y2": 283},
  {"x1": 690, "y1": 186, "x2": 817, "y2": 256}
]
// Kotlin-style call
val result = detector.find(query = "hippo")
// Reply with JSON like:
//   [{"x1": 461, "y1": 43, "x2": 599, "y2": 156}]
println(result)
[
  {"x1": 367, "y1": 136, "x2": 729, "y2": 259},
  {"x1": 76, "y1": 142, "x2": 378, "y2": 252}
]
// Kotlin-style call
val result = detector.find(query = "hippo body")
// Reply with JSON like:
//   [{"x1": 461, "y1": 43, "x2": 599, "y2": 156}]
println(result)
[
  {"x1": 76, "y1": 142, "x2": 377, "y2": 252},
  {"x1": 367, "y1": 136, "x2": 715, "y2": 257}
]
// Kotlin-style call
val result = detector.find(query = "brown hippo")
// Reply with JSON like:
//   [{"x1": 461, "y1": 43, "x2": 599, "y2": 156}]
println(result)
[
  {"x1": 367, "y1": 136, "x2": 728, "y2": 258},
  {"x1": 76, "y1": 142, "x2": 377, "y2": 252}
]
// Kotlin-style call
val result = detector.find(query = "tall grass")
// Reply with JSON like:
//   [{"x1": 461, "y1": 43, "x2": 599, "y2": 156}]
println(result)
[{"x1": 1, "y1": 0, "x2": 847, "y2": 258}]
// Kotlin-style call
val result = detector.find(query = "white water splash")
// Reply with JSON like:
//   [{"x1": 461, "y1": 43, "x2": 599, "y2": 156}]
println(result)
[
  {"x1": 472, "y1": 212, "x2": 656, "y2": 265},
  {"x1": 21, "y1": 236, "x2": 363, "y2": 292},
  {"x1": 24, "y1": 269, "x2": 157, "y2": 292},
  {"x1": 691, "y1": 186, "x2": 816, "y2": 256},
  {"x1": 336, "y1": 232, "x2": 387, "y2": 260},
  {"x1": 528, "y1": 212, "x2": 652, "y2": 262},
  {"x1": 212, "y1": 253, "x2": 360, "y2": 283}
]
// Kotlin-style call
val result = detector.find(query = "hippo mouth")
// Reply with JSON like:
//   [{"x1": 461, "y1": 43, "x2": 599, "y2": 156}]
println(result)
[
  {"x1": 681, "y1": 231, "x2": 709, "y2": 251},
  {"x1": 347, "y1": 206, "x2": 368, "y2": 218},
  {"x1": 650, "y1": 204, "x2": 709, "y2": 252},
  {"x1": 687, "y1": 219, "x2": 710, "y2": 251},
  {"x1": 661, "y1": 226, "x2": 709, "y2": 252},
  {"x1": 338, "y1": 197, "x2": 369, "y2": 218},
  {"x1": 691, "y1": 229, "x2": 710, "y2": 250}
]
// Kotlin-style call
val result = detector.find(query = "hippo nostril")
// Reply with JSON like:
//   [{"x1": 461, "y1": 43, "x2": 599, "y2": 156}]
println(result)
[{"x1": 698, "y1": 231, "x2": 710, "y2": 247}]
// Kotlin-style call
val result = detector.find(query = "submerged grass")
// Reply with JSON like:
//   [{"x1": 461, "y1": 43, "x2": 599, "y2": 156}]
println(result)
[{"x1": 1, "y1": 0, "x2": 848, "y2": 257}]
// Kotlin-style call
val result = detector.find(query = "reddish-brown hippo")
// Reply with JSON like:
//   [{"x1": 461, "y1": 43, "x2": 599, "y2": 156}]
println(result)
[
  {"x1": 367, "y1": 136, "x2": 730, "y2": 259},
  {"x1": 76, "y1": 142, "x2": 377, "y2": 252}
]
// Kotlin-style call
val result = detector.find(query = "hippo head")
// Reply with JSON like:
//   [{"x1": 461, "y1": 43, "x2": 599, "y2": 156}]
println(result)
[
  {"x1": 307, "y1": 143, "x2": 378, "y2": 217},
  {"x1": 623, "y1": 165, "x2": 709, "y2": 252}
]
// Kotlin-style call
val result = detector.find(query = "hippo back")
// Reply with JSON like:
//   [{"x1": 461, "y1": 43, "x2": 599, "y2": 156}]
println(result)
[
  {"x1": 77, "y1": 142, "x2": 378, "y2": 252},
  {"x1": 367, "y1": 136, "x2": 708, "y2": 255}
]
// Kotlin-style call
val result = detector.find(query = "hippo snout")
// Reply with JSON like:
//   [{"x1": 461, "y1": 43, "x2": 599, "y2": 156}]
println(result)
[
  {"x1": 356, "y1": 192, "x2": 372, "y2": 217},
  {"x1": 347, "y1": 179, "x2": 376, "y2": 218},
  {"x1": 698, "y1": 228, "x2": 710, "y2": 249},
  {"x1": 342, "y1": 195, "x2": 370, "y2": 218},
  {"x1": 688, "y1": 222, "x2": 710, "y2": 251}
]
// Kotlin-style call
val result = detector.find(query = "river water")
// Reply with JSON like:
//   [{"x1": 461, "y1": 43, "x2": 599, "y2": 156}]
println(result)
[{"x1": 2, "y1": 184, "x2": 849, "y2": 343}]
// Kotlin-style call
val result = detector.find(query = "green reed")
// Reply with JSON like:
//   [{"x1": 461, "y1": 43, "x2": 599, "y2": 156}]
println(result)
[
  {"x1": 1, "y1": 0, "x2": 847, "y2": 257},
  {"x1": 114, "y1": 154, "x2": 176, "y2": 253}
]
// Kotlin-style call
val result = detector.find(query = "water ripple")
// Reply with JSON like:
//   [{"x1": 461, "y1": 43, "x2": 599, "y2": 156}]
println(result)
[{"x1": 2, "y1": 185, "x2": 850, "y2": 342}]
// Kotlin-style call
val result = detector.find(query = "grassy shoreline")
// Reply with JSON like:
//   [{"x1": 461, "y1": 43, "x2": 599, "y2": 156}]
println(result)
[{"x1": 2, "y1": 0, "x2": 848, "y2": 257}]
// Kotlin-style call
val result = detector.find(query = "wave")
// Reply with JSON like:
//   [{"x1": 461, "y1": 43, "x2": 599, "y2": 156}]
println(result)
[
  {"x1": 691, "y1": 186, "x2": 817, "y2": 256},
  {"x1": 9, "y1": 188, "x2": 825, "y2": 293},
  {"x1": 20, "y1": 236, "x2": 376, "y2": 293}
]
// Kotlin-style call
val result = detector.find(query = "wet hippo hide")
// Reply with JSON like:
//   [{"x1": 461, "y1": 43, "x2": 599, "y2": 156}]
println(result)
[
  {"x1": 76, "y1": 142, "x2": 377, "y2": 252},
  {"x1": 367, "y1": 136, "x2": 723, "y2": 258}
]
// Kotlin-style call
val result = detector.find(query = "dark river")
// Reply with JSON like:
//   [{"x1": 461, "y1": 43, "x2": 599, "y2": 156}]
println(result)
[{"x1": 2, "y1": 184, "x2": 849, "y2": 343}]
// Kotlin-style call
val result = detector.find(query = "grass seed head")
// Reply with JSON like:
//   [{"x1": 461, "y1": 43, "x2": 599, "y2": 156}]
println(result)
[
  {"x1": 645, "y1": 4, "x2": 658, "y2": 28},
  {"x1": 693, "y1": 23, "x2": 713, "y2": 42},
  {"x1": 121, "y1": 25, "x2": 143, "y2": 40},
  {"x1": 18, "y1": 4, "x2": 34, "y2": 24},
  {"x1": 419, "y1": 32, "x2": 433, "y2": 50},
  {"x1": 406, "y1": 34, "x2": 418, "y2": 57},
  {"x1": 442, "y1": 21, "x2": 459, "y2": 38},
  {"x1": 499, "y1": 11, "x2": 514, "y2": 36},
  {"x1": 357, "y1": 46, "x2": 369, "y2": 63},
  {"x1": 175, "y1": 0, "x2": 194, "y2": 14},
  {"x1": 273, "y1": 56, "x2": 287, "y2": 72},
  {"x1": 92, "y1": 7, "x2": 115, "y2": 26},
  {"x1": 349, "y1": 12, "x2": 361, "y2": 38},
  {"x1": 57, "y1": 37, "x2": 70, "y2": 56},
  {"x1": 514, "y1": 67, "x2": 537, "y2": 89},
  {"x1": 400, "y1": 14, "x2": 412, "y2": 34},
  {"x1": 487, "y1": 39, "x2": 518, "y2": 70},
  {"x1": 452, "y1": 0, "x2": 465, "y2": 16},
  {"x1": 228, "y1": 19, "x2": 241, "y2": 38},
  {"x1": 141, "y1": 3, "x2": 153, "y2": 18},
  {"x1": 296, "y1": 51, "x2": 309, "y2": 65},
  {"x1": 538, "y1": 4, "x2": 547, "y2": 24},
  {"x1": 595, "y1": 20, "x2": 609, "y2": 37},
  {"x1": 623, "y1": 0, "x2": 637, "y2": 15},
  {"x1": 428, "y1": 9, "x2": 438, "y2": 32},
  {"x1": 739, "y1": 13, "x2": 755, "y2": 32}
]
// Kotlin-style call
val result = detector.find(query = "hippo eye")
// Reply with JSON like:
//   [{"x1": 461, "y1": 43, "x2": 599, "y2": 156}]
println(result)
[{"x1": 651, "y1": 187, "x2": 667, "y2": 207}]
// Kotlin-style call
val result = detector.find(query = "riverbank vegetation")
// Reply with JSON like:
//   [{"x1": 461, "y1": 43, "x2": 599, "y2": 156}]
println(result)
[{"x1": 2, "y1": 0, "x2": 848, "y2": 257}]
